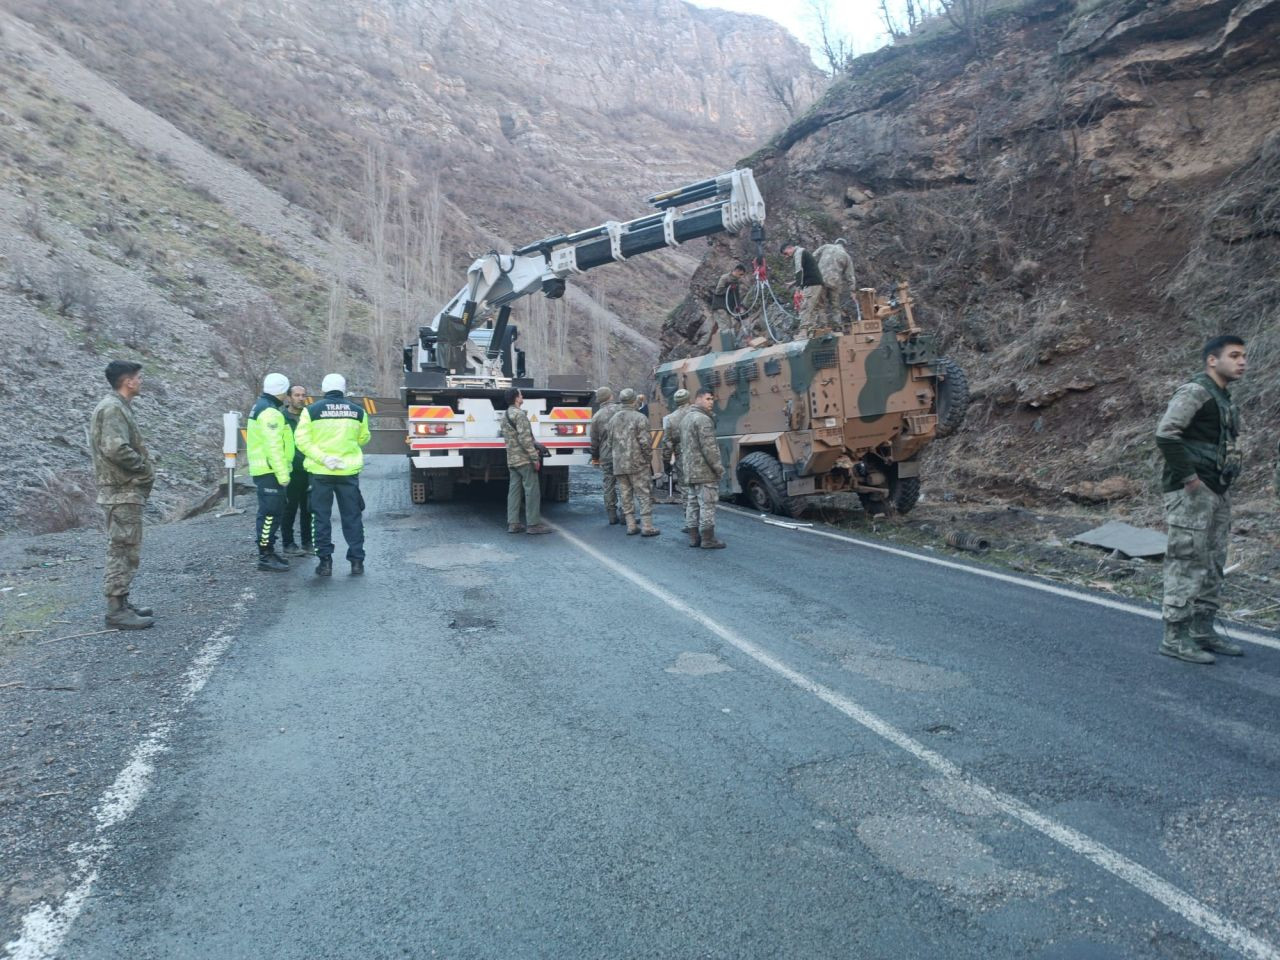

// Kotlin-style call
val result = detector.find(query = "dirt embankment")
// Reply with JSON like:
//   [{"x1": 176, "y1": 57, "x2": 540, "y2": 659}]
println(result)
[{"x1": 665, "y1": 0, "x2": 1280, "y2": 517}]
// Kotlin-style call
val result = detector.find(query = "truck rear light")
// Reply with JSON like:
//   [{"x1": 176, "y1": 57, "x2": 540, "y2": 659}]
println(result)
[
  {"x1": 553, "y1": 424, "x2": 586, "y2": 436},
  {"x1": 413, "y1": 423, "x2": 451, "y2": 436}
]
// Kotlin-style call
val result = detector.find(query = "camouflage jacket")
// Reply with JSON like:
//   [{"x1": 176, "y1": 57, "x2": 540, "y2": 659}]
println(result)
[
  {"x1": 90, "y1": 392, "x2": 154, "y2": 505},
  {"x1": 661, "y1": 404, "x2": 692, "y2": 472},
  {"x1": 609, "y1": 407, "x2": 651, "y2": 475},
  {"x1": 590, "y1": 401, "x2": 621, "y2": 463},
  {"x1": 1155, "y1": 373, "x2": 1241, "y2": 494},
  {"x1": 680, "y1": 407, "x2": 723, "y2": 484},
  {"x1": 500, "y1": 406, "x2": 539, "y2": 468},
  {"x1": 815, "y1": 244, "x2": 855, "y2": 288},
  {"x1": 792, "y1": 247, "x2": 823, "y2": 288}
]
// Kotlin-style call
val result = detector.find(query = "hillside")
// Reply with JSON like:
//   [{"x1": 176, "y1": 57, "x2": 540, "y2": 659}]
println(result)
[
  {"x1": 0, "y1": 0, "x2": 821, "y2": 533},
  {"x1": 665, "y1": 0, "x2": 1280, "y2": 516}
]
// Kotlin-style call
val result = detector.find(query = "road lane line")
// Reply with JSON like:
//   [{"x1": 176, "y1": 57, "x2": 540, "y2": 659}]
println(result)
[
  {"x1": 3, "y1": 588, "x2": 255, "y2": 960},
  {"x1": 720, "y1": 504, "x2": 1280, "y2": 652},
  {"x1": 555, "y1": 525, "x2": 1280, "y2": 960}
]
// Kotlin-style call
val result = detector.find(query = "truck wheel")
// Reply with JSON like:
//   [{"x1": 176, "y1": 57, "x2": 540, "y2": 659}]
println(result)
[
  {"x1": 737, "y1": 451, "x2": 805, "y2": 518},
  {"x1": 934, "y1": 356, "x2": 969, "y2": 438},
  {"x1": 541, "y1": 466, "x2": 570, "y2": 503},
  {"x1": 427, "y1": 472, "x2": 454, "y2": 501},
  {"x1": 890, "y1": 475, "x2": 921, "y2": 514},
  {"x1": 410, "y1": 467, "x2": 427, "y2": 505}
]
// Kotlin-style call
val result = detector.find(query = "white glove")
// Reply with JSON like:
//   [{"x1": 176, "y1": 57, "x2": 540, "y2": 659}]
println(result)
[{"x1": 323, "y1": 455, "x2": 345, "y2": 470}]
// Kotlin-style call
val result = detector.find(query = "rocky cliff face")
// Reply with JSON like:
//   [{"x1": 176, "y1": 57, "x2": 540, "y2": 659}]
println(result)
[
  {"x1": 0, "y1": 0, "x2": 821, "y2": 532},
  {"x1": 667, "y1": 0, "x2": 1280, "y2": 509}
]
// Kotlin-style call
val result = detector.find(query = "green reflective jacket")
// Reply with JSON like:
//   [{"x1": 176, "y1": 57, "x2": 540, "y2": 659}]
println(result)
[
  {"x1": 294, "y1": 391, "x2": 370, "y2": 476},
  {"x1": 246, "y1": 394, "x2": 293, "y2": 484}
]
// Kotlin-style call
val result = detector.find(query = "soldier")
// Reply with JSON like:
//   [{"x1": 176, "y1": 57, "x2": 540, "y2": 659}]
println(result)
[
  {"x1": 589, "y1": 386, "x2": 622, "y2": 524},
  {"x1": 246, "y1": 373, "x2": 293, "y2": 573},
  {"x1": 781, "y1": 242, "x2": 827, "y2": 338},
  {"x1": 294, "y1": 373, "x2": 372, "y2": 575},
  {"x1": 660, "y1": 389, "x2": 693, "y2": 530},
  {"x1": 498, "y1": 387, "x2": 550, "y2": 535},
  {"x1": 280, "y1": 383, "x2": 312, "y2": 557},
  {"x1": 815, "y1": 239, "x2": 856, "y2": 326},
  {"x1": 90, "y1": 359, "x2": 156, "y2": 629},
  {"x1": 611, "y1": 388, "x2": 660, "y2": 537},
  {"x1": 712, "y1": 263, "x2": 747, "y2": 315},
  {"x1": 680, "y1": 387, "x2": 725, "y2": 549},
  {"x1": 1155, "y1": 334, "x2": 1247, "y2": 663}
]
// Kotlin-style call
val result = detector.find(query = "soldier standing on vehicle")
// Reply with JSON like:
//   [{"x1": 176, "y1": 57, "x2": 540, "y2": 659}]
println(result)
[
  {"x1": 660, "y1": 389, "x2": 693, "y2": 529},
  {"x1": 90, "y1": 359, "x2": 156, "y2": 629},
  {"x1": 499, "y1": 387, "x2": 550, "y2": 536},
  {"x1": 680, "y1": 388, "x2": 725, "y2": 549},
  {"x1": 1155, "y1": 335, "x2": 1247, "y2": 664},
  {"x1": 611, "y1": 388, "x2": 660, "y2": 537},
  {"x1": 815, "y1": 239, "x2": 856, "y2": 327},
  {"x1": 294, "y1": 373, "x2": 372, "y2": 576},
  {"x1": 712, "y1": 264, "x2": 747, "y2": 315},
  {"x1": 280, "y1": 384, "x2": 312, "y2": 557},
  {"x1": 781, "y1": 242, "x2": 827, "y2": 339},
  {"x1": 246, "y1": 373, "x2": 293, "y2": 573},
  {"x1": 589, "y1": 386, "x2": 622, "y2": 525}
]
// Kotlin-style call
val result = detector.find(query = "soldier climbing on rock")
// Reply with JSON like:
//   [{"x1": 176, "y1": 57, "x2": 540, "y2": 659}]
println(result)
[
  {"x1": 1154, "y1": 334, "x2": 1248, "y2": 664},
  {"x1": 680, "y1": 387, "x2": 725, "y2": 549},
  {"x1": 610, "y1": 388, "x2": 660, "y2": 537},
  {"x1": 589, "y1": 386, "x2": 622, "y2": 525}
]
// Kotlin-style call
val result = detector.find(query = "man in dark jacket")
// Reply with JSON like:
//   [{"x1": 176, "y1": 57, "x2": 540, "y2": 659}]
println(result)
[
  {"x1": 281, "y1": 384, "x2": 312, "y2": 556},
  {"x1": 1154, "y1": 335, "x2": 1247, "y2": 663}
]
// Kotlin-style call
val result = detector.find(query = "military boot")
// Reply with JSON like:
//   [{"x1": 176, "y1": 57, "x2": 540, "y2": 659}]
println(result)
[
  {"x1": 607, "y1": 511, "x2": 620, "y2": 526},
  {"x1": 508, "y1": 523, "x2": 526, "y2": 534},
  {"x1": 626, "y1": 517, "x2": 640, "y2": 536},
  {"x1": 1158, "y1": 620, "x2": 1214, "y2": 664},
  {"x1": 640, "y1": 519, "x2": 661, "y2": 537},
  {"x1": 123, "y1": 595, "x2": 154, "y2": 618},
  {"x1": 258, "y1": 550, "x2": 289, "y2": 573},
  {"x1": 350, "y1": 559, "x2": 364, "y2": 576},
  {"x1": 699, "y1": 525, "x2": 726, "y2": 549},
  {"x1": 105, "y1": 596, "x2": 154, "y2": 630},
  {"x1": 687, "y1": 528, "x2": 702, "y2": 547},
  {"x1": 1191, "y1": 609, "x2": 1243, "y2": 657},
  {"x1": 316, "y1": 556, "x2": 333, "y2": 577}
]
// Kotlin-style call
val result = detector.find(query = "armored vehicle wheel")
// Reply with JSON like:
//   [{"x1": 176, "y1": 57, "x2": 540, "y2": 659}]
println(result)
[
  {"x1": 738, "y1": 451, "x2": 805, "y2": 518},
  {"x1": 890, "y1": 474, "x2": 921, "y2": 514},
  {"x1": 541, "y1": 466, "x2": 570, "y2": 503},
  {"x1": 410, "y1": 469, "x2": 428, "y2": 505},
  {"x1": 934, "y1": 356, "x2": 969, "y2": 438}
]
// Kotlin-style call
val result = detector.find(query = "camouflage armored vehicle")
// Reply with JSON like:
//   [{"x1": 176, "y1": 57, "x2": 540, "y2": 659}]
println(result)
[{"x1": 650, "y1": 282, "x2": 967, "y2": 516}]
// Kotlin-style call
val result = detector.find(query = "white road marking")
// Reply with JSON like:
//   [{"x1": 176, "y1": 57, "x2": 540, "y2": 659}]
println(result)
[
  {"x1": 721, "y1": 504, "x2": 1280, "y2": 652},
  {"x1": 3, "y1": 589, "x2": 254, "y2": 960},
  {"x1": 555, "y1": 525, "x2": 1280, "y2": 960}
]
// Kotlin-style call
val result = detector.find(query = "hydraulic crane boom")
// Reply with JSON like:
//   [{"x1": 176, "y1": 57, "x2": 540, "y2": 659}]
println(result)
[{"x1": 412, "y1": 168, "x2": 766, "y2": 379}]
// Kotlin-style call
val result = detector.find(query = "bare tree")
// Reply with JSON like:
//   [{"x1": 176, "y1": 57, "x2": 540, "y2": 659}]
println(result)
[
  {"x1": 523, "y1": 295, "x2": 551, "y2": 387},
  {"x1": 937, "y1": 0, "x2": 990, "y2": 53},
  {"x1": 324, "y1": 214, "x2": 350, "y2": 373},
  {"x1": 363, "y1": 144, "x2": 396, "y2": 396},
  {"x1": 762, "y1": 65, "x2": 800, "y2": 118},
  {"x1": 807, "y1": 0, "x2": 854, "y2": 75},
  {"x1": 590, "y1": 278, "x2": 610, "y2": 389}
]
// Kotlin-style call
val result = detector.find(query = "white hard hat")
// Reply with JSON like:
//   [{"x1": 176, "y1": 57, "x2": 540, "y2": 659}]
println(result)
[
  {"x1": 321, "y1": 373, "x2": 347, "y2": 393},
  {"x1": 262, "y1": 373, "x2": 289, "y2": 396}
]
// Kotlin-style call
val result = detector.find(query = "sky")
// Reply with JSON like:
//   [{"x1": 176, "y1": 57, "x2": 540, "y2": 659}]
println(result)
[{"x1": 684, "y1": 0, "x2": 892, "y2": 65}]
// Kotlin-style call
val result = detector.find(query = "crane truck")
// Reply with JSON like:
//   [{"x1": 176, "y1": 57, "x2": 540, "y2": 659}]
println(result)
[{"x1": 398, "y1": 169, "x2": 766, "y2": 504}]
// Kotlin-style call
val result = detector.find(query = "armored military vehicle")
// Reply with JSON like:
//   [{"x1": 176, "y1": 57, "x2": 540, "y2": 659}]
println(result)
[{"x1": 650, "y1": 282, "x2": 967, "y2": 516}]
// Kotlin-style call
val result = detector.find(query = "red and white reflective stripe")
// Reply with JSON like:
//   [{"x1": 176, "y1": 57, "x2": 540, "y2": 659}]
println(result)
[
  {"x1": 408, "y1": 405, "x2": 455, "y2": 419},
  {"x1": 547, "y1": 407, "x2": 591, "y2": 420}
]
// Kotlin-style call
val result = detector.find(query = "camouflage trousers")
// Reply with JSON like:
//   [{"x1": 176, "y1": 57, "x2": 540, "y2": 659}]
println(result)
[
  {"x1": 600, "y1": 459, "x2": 617, "y2": 518},
  {"x1": 797, "y1": 284, "x2": 837, "y2": 337},
  {"x1": 1162, "y1": 484, "x2": 1230, "y2": 623},
  {"x1": 507, "y1": 463, "x2": 541, "y2": 526},
  {"x1": 686, "y1": 482, "x2": 718, "y2": 529},
  {"x1": 616, "y1": 472, "x2": 653, "y2": 523},
  {"x1": 103, "y1": 502, "x2": 143, "y2": 598}
]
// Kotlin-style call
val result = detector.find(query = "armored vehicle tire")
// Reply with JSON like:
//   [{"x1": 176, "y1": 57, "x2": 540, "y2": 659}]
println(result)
[
  {"x1": 541, "y1": 466, "x2": 570, "y2": 503},
  {"x1": 738, "y1": 451, "x2": 805, "y2": 518},
  {"x1": 934, "y1": 356, "x2": 969, "y2": 438},
  {"x1": 890, "y1": 475, "x2": 921, "y2": 514}
]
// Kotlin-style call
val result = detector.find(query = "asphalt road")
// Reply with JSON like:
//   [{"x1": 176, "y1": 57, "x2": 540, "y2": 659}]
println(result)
[{"x1": 22, "y1": 459, "x2": 1280, "y2": 960}]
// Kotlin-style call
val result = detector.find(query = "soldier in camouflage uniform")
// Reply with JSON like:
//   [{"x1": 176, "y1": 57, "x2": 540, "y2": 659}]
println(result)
[
  {"x1": 610, "y1": 388, "x2": 660, "y2": 537},
  {"x1": 499, "y1": 388, "x2": 550, "y2": 535},
  {"x1": 680, "y1": 387, "x2": 725, "y2": 549},
  {"x1": 660, "y1": 389, "x2": 693, "y2": 530},
  {"x1": 1154, "y1": 335, "x2": 1247, "y2": 663},
  {"x1": 815, "y1": 240, "x2": 856, "y2": 327},
  {"x1": 90, "y1": 360, "x2": 156, "y2": 630},
  {"x1": 590, "y1": 386, "x2": 622, "y2": 524},
  {"x1": 782, "y1": 242, "x2": 827, "y2": 339}
]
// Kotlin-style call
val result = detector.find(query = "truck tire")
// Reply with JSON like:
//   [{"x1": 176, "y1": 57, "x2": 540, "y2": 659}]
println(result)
[
  {"x1": 427, "y1": 472, "x2": 454, "y2": 501},
  {"x1": 410, "y1": 467, "x2": 427, "y2": 505},
  {"x1": 541, "y1": 466, "x2": 570, "y2": 503},
  {"x1": 890, "y1": 474, "x2": 921, "y2": 514},
  {"x1": 934, "y1": 356, "x2": 969, "y2": 438},
  {"x1": 737, "y1": 451, "x2": 805, "y2": 518}
]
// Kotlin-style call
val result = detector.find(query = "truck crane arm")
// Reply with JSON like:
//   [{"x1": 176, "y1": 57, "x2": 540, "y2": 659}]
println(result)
[{"x1": 416, "y1": 169, "x2": 765, "y2": 378}]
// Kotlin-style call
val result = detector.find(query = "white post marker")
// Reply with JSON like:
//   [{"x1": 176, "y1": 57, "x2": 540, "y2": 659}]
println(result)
[{"x1": 216, "y1": 411, "x2": 245, "y2": 517}]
